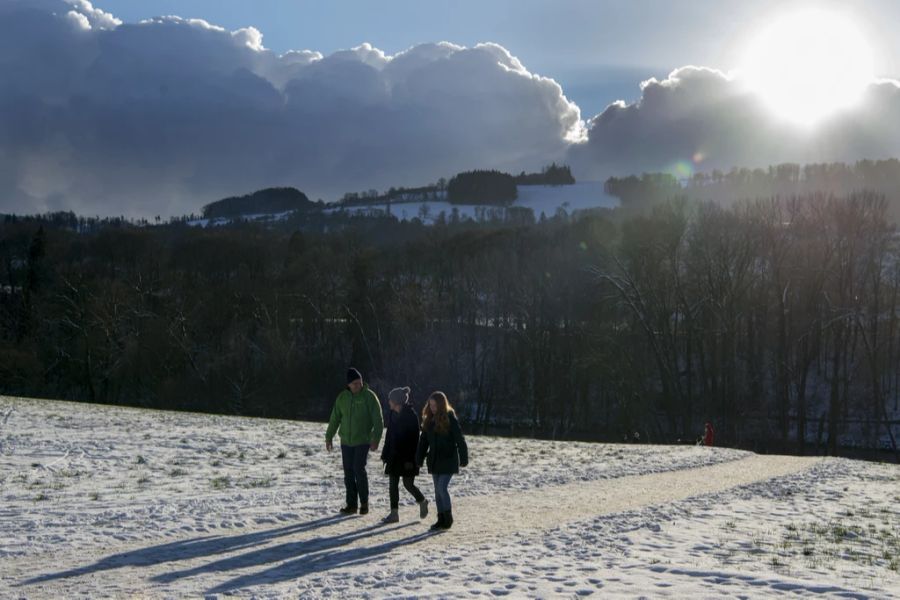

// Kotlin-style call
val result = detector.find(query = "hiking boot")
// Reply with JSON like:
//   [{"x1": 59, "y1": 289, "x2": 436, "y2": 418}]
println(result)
[
  {"x1": 359, "y1": 503, "x2": 369, "y2": 515},
  {"x1": 418, "y1": 499, "x2": 429, "y2": 519},
  {"x1": 338, "y1": 505, "x2": 358, "y2": 515},
  {"x1": 430, "y1": 511, "x2": 445, "y2": 531},
  {"x1": 382, "y1": 509, "x2": 399, "y2": 524},
  {"x1": 442, "y1": 509, "x2": 453, "y2": 530}
]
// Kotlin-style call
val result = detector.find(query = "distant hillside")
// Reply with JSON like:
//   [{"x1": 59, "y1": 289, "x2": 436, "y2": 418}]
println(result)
[
  {"x1": 202, "y1": 188, "x2": 318, "y2": 219},
  {"x1": 338, "y1": 184, "x2": 445, "y2": 207},
  {"x1": 604, "y1": 159, "x2": 900, "y2": 221},
  {"x1": 514, "y1": 163, "x2": 575, "y2": 186},
  {"x1": 447, "y1": 170, "x2": 517, "y2": 205}
]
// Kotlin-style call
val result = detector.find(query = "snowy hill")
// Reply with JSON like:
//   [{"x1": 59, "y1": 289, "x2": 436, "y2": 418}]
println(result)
[
  {"x1": 185, "y1": 182, "x2": 618, "y2": 227},
  {"x1": 1, "y1": 397, "x2": 897, "y2": 598},
  {"x1": 328, "y1": 181, "x2": 620, "y2": 223}
]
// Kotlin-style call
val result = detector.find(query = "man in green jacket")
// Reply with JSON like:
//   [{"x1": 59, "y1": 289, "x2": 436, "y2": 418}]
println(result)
[{"x1": 325, "y1": 368, "x2": 384, "y2": 515}]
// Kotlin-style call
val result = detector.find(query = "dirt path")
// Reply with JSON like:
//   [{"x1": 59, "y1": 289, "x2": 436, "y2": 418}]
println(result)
[{"x1": 8, "y1": 454, "x2": 821, "y2": 598}]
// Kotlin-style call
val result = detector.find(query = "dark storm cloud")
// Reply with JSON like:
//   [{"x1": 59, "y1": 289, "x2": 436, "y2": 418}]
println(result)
[{"x1": 0, "y1": 1, "x2": 582, "y2": 216}]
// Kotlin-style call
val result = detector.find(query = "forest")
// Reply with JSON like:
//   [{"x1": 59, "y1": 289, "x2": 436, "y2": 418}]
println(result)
[
  {"x1": 1, "y1": 161, "x2": 898, "y2": 459},
  {"x1": 447, "y1": 170, "x2": 518, "y2": 205},
  {"x1": 202, "y1": 188, "x2": 321, "y2": 219}
]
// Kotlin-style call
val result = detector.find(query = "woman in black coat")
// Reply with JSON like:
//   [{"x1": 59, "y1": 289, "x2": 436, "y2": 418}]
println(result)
[
  {"x1": 380, "y1": 386, "x2": 428, "y2": 523},
  {"x1": 416, "y1": 391, "x2": 468, "y2": 530}
]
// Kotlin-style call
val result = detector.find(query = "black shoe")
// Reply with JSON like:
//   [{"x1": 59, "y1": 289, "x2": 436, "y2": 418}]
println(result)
[
  {"x1": 442, "y1": 509, "x2": 453, "y2": 530},
  {"x1": 339, "y1": 505, "x2": 358, "y2": 515},
  {"x1": 359, "y1": 503, "x2": 369, "y2": 515},
  {"x1": 430, "y1": 511, "x2": 445, "y2": 531}
]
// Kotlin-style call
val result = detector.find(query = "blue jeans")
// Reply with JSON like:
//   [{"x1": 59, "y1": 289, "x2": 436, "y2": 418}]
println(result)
[
  {"x1": 340, "y1": 444, "x2": 370, "y2": 507},
  {"x1": 432, "y1": 473, "x2": 453, "y2": 512}
]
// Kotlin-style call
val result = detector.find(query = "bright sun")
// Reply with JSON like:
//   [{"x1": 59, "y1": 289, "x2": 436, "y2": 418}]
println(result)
[{"x1": 740, "y1": 9, "x2": 874, "y2": 126}]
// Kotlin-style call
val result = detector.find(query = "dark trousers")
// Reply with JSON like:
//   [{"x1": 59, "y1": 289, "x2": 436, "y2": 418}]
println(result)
[
  {"x1": 388, "y1": 474, "x2": 425, "y2": 509},
  {"x1": 340, "y1": 444, "x2": 370, "y2": 507}
]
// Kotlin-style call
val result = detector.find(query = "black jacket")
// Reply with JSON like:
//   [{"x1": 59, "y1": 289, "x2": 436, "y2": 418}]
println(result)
[
  {"x1": 381, "y1": 404, "x2": 421, "y2": 477},
  {"x1": 416, "y1": 412, "x2": 469, "y2": 475}
]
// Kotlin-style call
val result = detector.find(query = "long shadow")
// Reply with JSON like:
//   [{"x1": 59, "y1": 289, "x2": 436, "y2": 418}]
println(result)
[
  {"x1": 18, "y1": 514, "x2": 346, "y2": 587},
  {"x1": 206, "y1": 529, "x2": 438, "y2": 595},
  {"x1": 151, "y1": 521, "x2": 416, "y2": 585}
]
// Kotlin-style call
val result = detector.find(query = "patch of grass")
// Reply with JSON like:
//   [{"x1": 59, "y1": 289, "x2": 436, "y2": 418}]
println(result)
[
  {"x1": 831, "y1": 524, "x2": 850, "y2": 543},
  {"x1": 88, "y1": 491, "x2": 100, "y2": 501},
  {"x1": 137, "y1": 475, "x2": 151, "y2": 485},
  {"x1": 169, "y1": 468, "x2": 188, "y2": 477},
  {"x1": 276, "y1": 450, "x2": 287, "y2": 459},
  {"x1": 211, "y1": 476, "x2": 231, "y2": 490},
  {"x1": 136, "y1": 455, "x2": 147, "y2": 465},
  {"x1": 34, "y1": 492, "x2": 49, "y2": 502},
  {"x1": 243, "y1": 475, "x2": 276, "y2": 488},
  {"x1": 750, "y1": 532, "x2": 767, "y2": 550},
  {"x1": 210, "y1": 459, "x2": 222, "y2": 467}
]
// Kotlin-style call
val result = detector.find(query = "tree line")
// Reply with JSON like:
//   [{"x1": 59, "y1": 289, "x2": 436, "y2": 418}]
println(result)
[
  {"x1": 1, "y1": 184, "x2": 898, "y2": 459},
  {"x1": 606, "y1": 159, "x2": 900, "y2": 223}
]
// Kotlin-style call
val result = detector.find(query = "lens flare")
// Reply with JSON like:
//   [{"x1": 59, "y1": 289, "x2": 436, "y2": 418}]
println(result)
[{"x1": 670, "y1": 160, "x2": 694, "y2": 179}]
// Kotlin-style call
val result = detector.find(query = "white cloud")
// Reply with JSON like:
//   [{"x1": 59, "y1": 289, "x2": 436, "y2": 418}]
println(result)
[
  {"x1": 0, "y1": 1, "x2": 582, "y2": 217},
  {"x1": 569, "y1": 66, "x2": 900, "y2": 180},
  {"x1": 65, "y1": 9, "x2": 90, "y2": 31},
  {"x1": 4, "y1": 1, "x2": 900, "y2": 218},
  {"x1": 66, "y1": 0, "x2": 120, "y2": 29}
]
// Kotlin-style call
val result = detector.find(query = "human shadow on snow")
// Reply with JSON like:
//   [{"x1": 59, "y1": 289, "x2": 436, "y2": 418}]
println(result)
[
  {"x1": 18, "y1": 514, "x2": 346, "y2": 587},
  {"x1": 150, "y1": 521, "x2": 421, "y2": 585},
  {"x1": 203, "y1": 527, "x2": 438, "y2": 595}
]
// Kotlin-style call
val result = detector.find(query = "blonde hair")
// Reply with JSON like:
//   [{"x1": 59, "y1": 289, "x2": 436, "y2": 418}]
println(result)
[{"x1": 422, "y1": 391, "x2": 454, "y2": 434}]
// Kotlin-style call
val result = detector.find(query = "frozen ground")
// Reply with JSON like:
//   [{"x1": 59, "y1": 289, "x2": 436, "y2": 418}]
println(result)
[
  {"x1": 186, "y1": 182, "x2": 618, "y2": 227},
  {"x1": 326, "y1": 181, "x2": 619, "y2": 223},
  {"x1": 0, "y1": 397, "x2": 897, "y2": 598}
]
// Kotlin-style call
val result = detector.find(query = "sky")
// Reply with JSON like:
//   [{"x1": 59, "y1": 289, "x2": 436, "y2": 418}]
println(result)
[
  {"x1": 85, "y1": 0, "x2": 900, "y2": 118},
  {"x1": 2, "y1": 0, "x2": 900, "y2": 217}
]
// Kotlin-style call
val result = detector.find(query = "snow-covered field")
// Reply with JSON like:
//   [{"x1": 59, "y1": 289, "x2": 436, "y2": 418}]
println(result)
[
  {"x1": 185, "y1": 182, "x2": 618, "y2": 227},
  {"x1": 1, "y1": 396, "x2": 897, "y2": 598},
  {"x1": 327, "y1": 181, "x2": 619, "y2": 223}
]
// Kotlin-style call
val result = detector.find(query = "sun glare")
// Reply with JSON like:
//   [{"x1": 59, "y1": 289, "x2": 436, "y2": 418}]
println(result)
[{"x1": 740, "y1": 9, "x2": 874, "y2": 126}]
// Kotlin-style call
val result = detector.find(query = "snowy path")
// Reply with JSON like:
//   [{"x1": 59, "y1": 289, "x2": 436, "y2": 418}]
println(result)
[
  {"x1": 2, "y1": 398, "x2": 897, "y2": 598},
  {"x1": 7, "y1": 454, "x2": 821, "y2": 598}
]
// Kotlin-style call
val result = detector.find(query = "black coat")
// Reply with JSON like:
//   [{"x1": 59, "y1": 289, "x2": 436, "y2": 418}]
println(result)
[
  {"x1": 380, "y1": 404, "x2": 421, "y2": 477},
  {"x1": 416, "y1": 412, "x2": 469, "y2": 475}
]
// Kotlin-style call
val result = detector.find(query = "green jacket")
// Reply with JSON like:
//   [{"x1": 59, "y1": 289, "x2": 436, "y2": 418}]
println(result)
[{"x1": 325, "y1": 385, "x2": 384, "y2": 447}]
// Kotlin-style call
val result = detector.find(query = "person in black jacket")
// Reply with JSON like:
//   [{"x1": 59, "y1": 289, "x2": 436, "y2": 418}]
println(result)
[
  {"x1": 380, "y1": 386, "x2": 428, "y2": 524},
  {"x1": 416, "y1": 391, "x2": 468, "y2": 530}
]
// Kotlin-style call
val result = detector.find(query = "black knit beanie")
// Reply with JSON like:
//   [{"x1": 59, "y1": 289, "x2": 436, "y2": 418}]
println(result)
[{"x1": 346, "y1": 367, "x2": 362, "y2": 384}]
